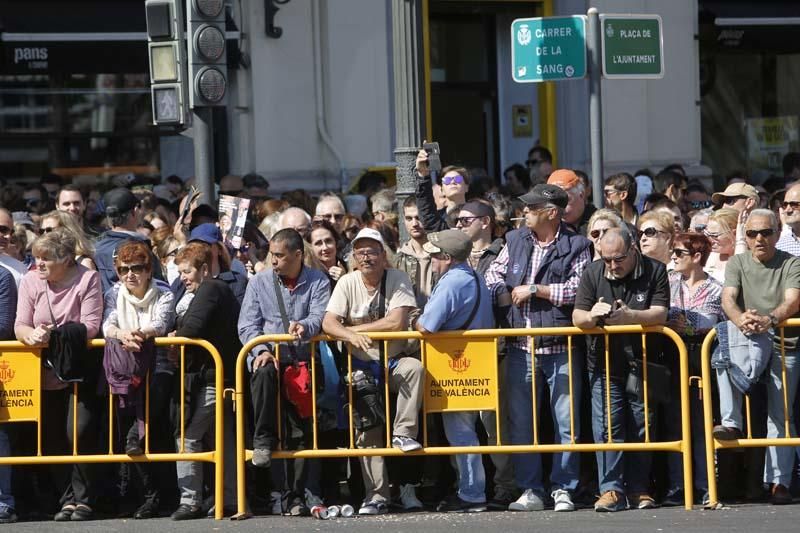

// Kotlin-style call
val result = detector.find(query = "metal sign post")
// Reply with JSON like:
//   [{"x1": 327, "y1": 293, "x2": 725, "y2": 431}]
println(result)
[{"x1": 587, "y1": 8, "x2": 604, "y2": 209}]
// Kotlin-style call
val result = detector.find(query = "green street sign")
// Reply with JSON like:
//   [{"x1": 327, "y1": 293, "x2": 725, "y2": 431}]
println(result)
[
  {"x1": 511, "y1": 16, "x2": 587, "y2": 83},
  {"x1": 601, "y1": 14, "x2": 664, "y2": 79}
]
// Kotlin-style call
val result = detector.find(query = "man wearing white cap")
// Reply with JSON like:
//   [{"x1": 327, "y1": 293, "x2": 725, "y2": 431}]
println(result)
[
  {"x1": 322, "y1": 228, "x2": 421, "y2": 516},
  {"x1": 711, "y1": 182, "x2": 759, "y2": 213}
]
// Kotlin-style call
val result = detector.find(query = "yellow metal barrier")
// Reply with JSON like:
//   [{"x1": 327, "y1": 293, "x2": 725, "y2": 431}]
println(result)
[
  {"x1": 701, "y1": 319, "x2": 800, "y2": 508},
  {"x1": 234, "y1": 325, "x2": 693, "y2": 518},
  {"x1": 0, "y1": 337, "x2": 227, "y2": 520}
]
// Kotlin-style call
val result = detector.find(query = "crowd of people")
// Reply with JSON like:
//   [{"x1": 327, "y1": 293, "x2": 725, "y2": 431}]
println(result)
[{"x1": 0, "y1": 148, "x2": 799, "y2": 522}]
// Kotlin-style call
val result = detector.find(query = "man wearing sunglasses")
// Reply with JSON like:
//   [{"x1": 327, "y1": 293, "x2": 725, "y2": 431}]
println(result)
[
  {"x1": 716, "y1": 209, "x2": 800, "y2": 505},
  {"x1": 572, "y1": 227, "x2": 670, "y2": 512},
  {"x1": 415, "y1": 148, "x2": 469, "y2": 233},
  {"x1": 485, "y1": 184, "x2": 592, "y2": 513},
  {"x1": 776, "y1": 184, "x2": 800, "y2": 257},
  {"x1": 711, "y1": 182, "x2": 758, "y2": 213}
]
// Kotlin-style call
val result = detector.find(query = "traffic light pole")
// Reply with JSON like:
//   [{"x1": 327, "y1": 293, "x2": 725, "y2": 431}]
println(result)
[
  {"x1": 587, "y1": 7, "x2": 604, "y2": 209},
  {"x1": 193, "y1": 107, "x2": 215, "y2": 205}
]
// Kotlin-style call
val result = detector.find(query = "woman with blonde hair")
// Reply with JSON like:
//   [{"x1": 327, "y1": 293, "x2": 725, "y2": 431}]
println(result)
[
  {"x1": 703, "y1": 208, "x2": 739, "y2": 282},
  {"x1": 39, "y1": 211, "x2": 96, "y2": 270},
  {"x1": 586, "y1": 208, "x2": 624, "y2": 259},
  {"x1": 638, "y1": 210, "x2": 675, "y2": 266}
]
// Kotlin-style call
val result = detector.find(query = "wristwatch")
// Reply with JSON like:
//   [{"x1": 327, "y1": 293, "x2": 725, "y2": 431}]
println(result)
[
  {"x1": 769, "y1": 314, "x2": 779, "y2": 327},
  {"x1": 529, "y1": 284, "x2": 538, "y2": 295}
]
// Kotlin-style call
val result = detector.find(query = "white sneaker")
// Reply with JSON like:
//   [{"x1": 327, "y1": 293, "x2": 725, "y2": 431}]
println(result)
[
  {"x1": 305, "y1": 488, "x2": 324, "y2": 509},
  {"x1": 551, "y1": 489, "x2": 575, "y2": 512},
  {"x1": 399, "y1": 483, "x2": 423, "y2": 510},
  {"x1": 508, "y1": 489, "x2": 544, "y2": 511}
]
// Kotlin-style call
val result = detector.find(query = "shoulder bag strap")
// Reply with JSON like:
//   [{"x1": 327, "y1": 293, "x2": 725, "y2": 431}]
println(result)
[
  {"x1": 457, "y1": 270, "x2": 482, "y2": 331},
  {"x1": 377, "y1": 270, "x2": 388, "y2": 361},
  {"x1": 272, "y1": 273, "x2": 298, "y2": 360}
]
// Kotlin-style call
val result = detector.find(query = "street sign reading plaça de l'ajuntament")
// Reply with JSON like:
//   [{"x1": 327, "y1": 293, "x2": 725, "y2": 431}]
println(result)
[
  {"x1": 511, "y1": 16, "x2": 587, "y2": 83},
  {"x1": 601, "y1": 14, "x2": 664, "y2": 79}
]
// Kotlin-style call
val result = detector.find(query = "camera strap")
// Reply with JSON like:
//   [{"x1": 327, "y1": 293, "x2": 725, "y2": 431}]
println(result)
[
  {"x1": 456, "y1": 270, "x2": 482, "y2": 330},
  {"x1": 377, "y1": 270, "x2": 387, "y2": 361}
]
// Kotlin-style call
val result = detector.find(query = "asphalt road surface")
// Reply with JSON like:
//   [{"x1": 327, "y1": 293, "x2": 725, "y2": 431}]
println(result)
[{"x1": 4, "y1": 504, "x2": 800, "y2": 532}]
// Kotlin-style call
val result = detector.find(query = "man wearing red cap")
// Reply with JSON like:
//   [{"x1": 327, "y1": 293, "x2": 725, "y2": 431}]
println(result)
[{"x1": 548, "y1": 169, "x2": 595, "y2": 236}]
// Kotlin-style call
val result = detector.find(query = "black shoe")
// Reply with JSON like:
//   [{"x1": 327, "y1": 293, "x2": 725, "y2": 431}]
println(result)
[
  {"x1": 487, "y1": 489, "x2": 518, "y2": 510},
  {"x1": 0, "y1": 508, "x2": 17, "y2": 524},
  {"x1": 662, "y1": 489, "x2": 684, "y2": 507},
  {"x1": 134, "y1": 498, "x2": 160, "y2": 519},
  {"x1": 712, "y1": 425, "x2": 743, "y2": 441},
  {"x1": 436, "y1": 494, "x2": 487, "y2": 513},
  {"x1": 70, "y1": 504, "x2": 94, "y2": 521},
  {"x1": 171, "y1": 504, "x2": 203, "y2": 521}
]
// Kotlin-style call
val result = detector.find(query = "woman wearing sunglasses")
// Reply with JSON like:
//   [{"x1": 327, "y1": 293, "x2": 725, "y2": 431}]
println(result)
[
  {"x1": 39, "y1": 211, "x2": 96, "y2": 271},
  {"x1": 703, "y1": 208, "x2": 739, "y2": 283},
  {"x1": 102, "y1": 240, "x2": 175, "y2": 519},
  {"x1": 662, "y1": 232, "x2": 722, "y2": 506},
  {"x1": 637, "y1": 211, "x2": 675, "y2": 267},
  {"x1": 586, "y1": 209, "x2": 625, "y2": 259}
]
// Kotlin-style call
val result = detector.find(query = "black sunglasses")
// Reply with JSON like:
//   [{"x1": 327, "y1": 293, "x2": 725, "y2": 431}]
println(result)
[
  {"x1": 590, "y1": 228, "x2": 609, "y2": 239},
  {"x1": 723, "y1": 195, "x2": 747, "y2": 205},
  {"x1": 672, "y1": 248, "x2": 693, "y2": 258},
  {"x1": 688, "y1": 200, "x2": 712, "y2": 210},
  {"x1": 782, "y1": 201, "x2": 800, "y2": 210},
  {"x1": 0, "y1": 226, "x2": 12, "y2": 236},
  {"x1": 639, "y1": 227, "x2": 665, "y2": 239},
  {"x1": 745, "y1": 228, "x2": 775, "y2": 239},
  {"x1": 117, "y1": 264, "x2": 148, "y2": 276}
]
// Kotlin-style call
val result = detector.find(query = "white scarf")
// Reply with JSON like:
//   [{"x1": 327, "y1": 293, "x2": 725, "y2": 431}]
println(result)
[{"x1": 116, "y1": 281, "x2": 159, "y2": 332}]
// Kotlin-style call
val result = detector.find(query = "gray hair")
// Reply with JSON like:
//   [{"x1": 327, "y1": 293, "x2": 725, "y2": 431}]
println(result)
[
  {"x1": 748, "y1": 208, "x2": 780, "y2": 230},
  {"x1": 370, "y1": 188, "x2": 397, "y2": 214},
  {"x1": 278, "y1": 207, "x2": 311, "y2": 228},
  {"x1": 315, "y1": 193, "x2": 346, "y2": 215},
  {"x1": 31, "y1": 228, "x2": 77, "y2": 264},
  {"x1": 603, "y1": 226, "x2": 634, "y2": 251}
]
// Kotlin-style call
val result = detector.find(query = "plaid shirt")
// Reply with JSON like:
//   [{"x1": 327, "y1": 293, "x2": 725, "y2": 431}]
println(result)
[
  {"x1": 486, "y1": 229, "x2": 591, "y2": 354},
  {"x1": 777, "y1": 227, "x2": 800, "y2": 257}
]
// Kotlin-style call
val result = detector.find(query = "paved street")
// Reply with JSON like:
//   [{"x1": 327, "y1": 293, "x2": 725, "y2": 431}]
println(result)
[{"x1": 4, "y1": 505, "x2": 800, "y2": 532}]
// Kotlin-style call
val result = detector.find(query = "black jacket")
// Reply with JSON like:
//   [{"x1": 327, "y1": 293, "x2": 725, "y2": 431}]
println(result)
[
  {"x1": 415, "y1": 172, "x2": 451, "y2": 232},
  {"x1": 176, "y1": 279, "x2": 242, "y2": 386}
]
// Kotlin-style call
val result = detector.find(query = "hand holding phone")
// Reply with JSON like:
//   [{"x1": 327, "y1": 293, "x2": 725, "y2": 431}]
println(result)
[{"x1": 422, "y1": 141, "x2": 442, "y2": 173}]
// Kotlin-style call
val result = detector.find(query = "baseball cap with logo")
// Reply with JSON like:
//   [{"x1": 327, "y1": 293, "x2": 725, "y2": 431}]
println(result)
[
  {"x1": 518, "y1": 183, "x2": 569, "y2": 209},
  {"x1": 711, "y1": 182, "x2": 759, "y2": 205},
  {"x1": 423, "y1": 229, "x2": 473, "y2": 261},
  {"x1": 351, "y1": 227, "x2": 385, "y2": 248},
  {"x1": 547, "y1": 169, "x2": 581, "y2": 190}
]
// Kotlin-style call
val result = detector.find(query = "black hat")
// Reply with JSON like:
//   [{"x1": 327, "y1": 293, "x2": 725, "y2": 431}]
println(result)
[
  {"x1": 103, "y1": 188, "x2": 139, "y2": 217},
  {"x1": 461, "y1": 200, "x2": 496, "y2": 220},
  {"x1": 518, "y1": 183, "x2": 568, "y2": 209}
]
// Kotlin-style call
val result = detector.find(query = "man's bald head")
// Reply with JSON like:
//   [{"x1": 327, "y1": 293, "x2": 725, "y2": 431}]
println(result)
[{"x1": 279, "y1": 207, "x2": 312, "y2": 238}]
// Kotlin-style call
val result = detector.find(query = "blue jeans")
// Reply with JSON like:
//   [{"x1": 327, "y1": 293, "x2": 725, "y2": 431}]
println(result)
[
  {"x1": 441, "y1": 411, "x2": 485, "y2": 503},
  {"x1": 0, "y1": 428, "x2": 12, "y2": 511},
  {"x1": 764, "y1": 348, "x2": 800, "y2": 487},
  {"x1": 506, "y1": 347, "x2": 581, "y2": 493},
  {"x1": 590, "y1": 372, "x2": 654, "y2": 494}
]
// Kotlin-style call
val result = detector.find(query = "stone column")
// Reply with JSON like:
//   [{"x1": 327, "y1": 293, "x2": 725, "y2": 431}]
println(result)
[{"x1": 391, "y1": 0, "x2": 426, "y2": 243}]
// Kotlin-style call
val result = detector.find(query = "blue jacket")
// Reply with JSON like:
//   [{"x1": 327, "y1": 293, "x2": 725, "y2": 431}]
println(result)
[
  {"x1": 502, "y1": 223, "x2": 591, "y2": 349},
  {"x1": 95, "y1": 230, "x2": 164, "y2": 295}
]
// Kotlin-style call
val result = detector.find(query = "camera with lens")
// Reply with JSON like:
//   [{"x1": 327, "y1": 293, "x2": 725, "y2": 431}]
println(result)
[{"x1": 345, "y1": 370, "x2": 385, "y2": 431}]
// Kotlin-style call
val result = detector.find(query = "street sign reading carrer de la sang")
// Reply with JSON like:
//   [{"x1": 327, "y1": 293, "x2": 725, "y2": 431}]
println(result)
[
  {"x1": 601, "y1": 14, "x2": 664, "y2": 79},
  {"x1": 511, "y1": 16, "x2": 587, "y2": 83}
]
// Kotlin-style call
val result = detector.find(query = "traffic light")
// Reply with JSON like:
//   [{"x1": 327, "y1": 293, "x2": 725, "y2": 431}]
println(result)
[
  {"x1": 186, "y1": 0, "x2": 228, "y2": 107},
  {"x1": 145, "y1": 0, "x2": 187, "y2": 125}
]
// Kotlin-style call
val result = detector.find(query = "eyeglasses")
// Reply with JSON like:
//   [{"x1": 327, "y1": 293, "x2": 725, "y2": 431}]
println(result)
[
  {"x1": 723, "y1": 195, "x2": 747, "y2": 205},
  {"x1": 40, "y1": 227, "x2": 57, "y2": 234},
  {"x1": 25, "y1": 198, "x2": 41, "y2": 207},
  {"x1": 0, "y1": 226, "x2": 12, "y2": 236},
  {"x1": 441, "y1": 175, "x2": 465, "y2": 186},
  {"x1": 318, "y1": 213, "x2": 344, "y2": 222},
  {"x1": 672, "y1": 248, "x2": 693, "y2": 258},
  {"x1": 354, "y1": 250, "x2": 380, "y2": 259},
  {"x1": 688, "y1": 200, "x2": 712, "y2": 210},
  {"x1": 703, "y1": 230, "x2": 726, "y2": 240},
  {"x1": 745, "y1": 228, "x2": 776, "y2": 239},
  {"x1": 782, "y1": 201, "x2": 800, "y2": 210},
  {"x1": 603, "y1": 188, "x2": 622, "y2": 197},
  {"x1": 456, "y1": 216, "x2": 481, "y2": 226},
  {"x1": 601, "y1": 252, "x2": 630, "y2": 264},
  {"x1": 589, "y1": 227, "x2": 609, "y2": 239},
  {"x1": 117, "y1": 264, "x2": 148, "y2": 276},
  {"x1": 639, "y1": 227, "x2": 666, "y2": 239}
]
